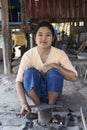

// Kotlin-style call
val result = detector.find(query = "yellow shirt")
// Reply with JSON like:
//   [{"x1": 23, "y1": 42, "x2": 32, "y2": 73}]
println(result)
[{"x1": 16, "y1": 46, "x2": 77, "y2": 82}]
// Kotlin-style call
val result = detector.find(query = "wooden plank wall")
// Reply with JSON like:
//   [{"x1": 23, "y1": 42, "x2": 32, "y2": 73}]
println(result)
[{"x1": 25, "y1": 0, "x2": 85, "y2": 20}]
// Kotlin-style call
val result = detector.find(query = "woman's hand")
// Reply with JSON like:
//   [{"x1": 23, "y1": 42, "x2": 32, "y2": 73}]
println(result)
[
  {"x1": 20, "y1": 104, "x2": 31, "y2": 116},
  {"x1": 41, "y1": 63, "x2": 58, "y2": 75}
]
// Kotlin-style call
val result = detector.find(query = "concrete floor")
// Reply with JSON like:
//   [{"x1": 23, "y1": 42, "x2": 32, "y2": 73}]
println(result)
[{"x1": 0, "y1": 61, "x2": 87, "y2": 130}]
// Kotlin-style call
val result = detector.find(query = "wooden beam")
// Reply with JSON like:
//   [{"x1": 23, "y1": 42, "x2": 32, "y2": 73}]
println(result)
[
  {"x1": 84, "y1": 0, "x2": 87, "y2": 26},
  {"x1": 1, "y1": 0, "x2": 12, "y2": 74},
  {"x1": 19, "y1": 0, "x2": 26, "y2": 31},
  {"x1": 19, "y1": 0, "x2": 31, "y2": 50}
]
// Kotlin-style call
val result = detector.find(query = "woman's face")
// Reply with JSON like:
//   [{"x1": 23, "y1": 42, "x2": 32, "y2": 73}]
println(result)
[{"x1": 34, "y1": 27, "x2": 54, "y2": 48}]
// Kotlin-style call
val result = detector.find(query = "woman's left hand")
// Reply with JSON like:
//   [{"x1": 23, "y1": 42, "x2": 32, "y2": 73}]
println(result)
[{"x1": 41, "y1": 63, "x2": 58, "y2": 75}]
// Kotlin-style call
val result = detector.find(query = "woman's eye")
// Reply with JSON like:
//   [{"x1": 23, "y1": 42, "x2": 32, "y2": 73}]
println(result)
[
  {"x1": 47, "y1": 34, "x2": 52, "y2": 37},
  {"x1": 37, "y1": 33, "x2": 52, "y2": 37},
  {"x1": 37, "y1": 34, "x2": 42, "y2": 36}
]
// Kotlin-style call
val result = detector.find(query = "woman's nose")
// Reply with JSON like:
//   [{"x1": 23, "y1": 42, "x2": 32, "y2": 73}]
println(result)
[{"x1": 42, "y1": 35, "x2": 47, "y2": 40}]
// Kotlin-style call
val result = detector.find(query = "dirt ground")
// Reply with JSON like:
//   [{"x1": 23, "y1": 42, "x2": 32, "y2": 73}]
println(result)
[{"x1": 0, "y1": 61, "x2": 87, "y2": 117}]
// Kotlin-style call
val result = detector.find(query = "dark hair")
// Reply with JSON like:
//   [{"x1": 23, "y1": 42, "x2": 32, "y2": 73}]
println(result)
[
  {"x1": 33, "y1": 21, "x2": 56, "y2": 46},
  {"x1": 34, "y1": 21, "x2": 55, "y2": 37}
]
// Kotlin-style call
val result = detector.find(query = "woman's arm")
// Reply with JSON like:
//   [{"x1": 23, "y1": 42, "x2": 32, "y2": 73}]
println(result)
[
  {"x1": 16, "y1": 81, "x2": 31, "y2": 115},
  {"x1": 54, "y1": 63, "x2": 78, "y2": 81},
  {"x1": 41, "y1": 63, "x2": 78, "y2": 81}
]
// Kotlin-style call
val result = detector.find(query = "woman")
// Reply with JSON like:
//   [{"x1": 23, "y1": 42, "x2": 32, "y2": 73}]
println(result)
[{"x1": 16, "y1": 21, "x2": 78, "y2": 116}]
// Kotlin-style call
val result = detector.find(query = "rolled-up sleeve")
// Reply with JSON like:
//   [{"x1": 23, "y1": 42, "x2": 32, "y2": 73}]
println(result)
[
  {"x1": 16, "y1": 53, "x2": 31, "y2": 82},
  {"x1": 59, "y1": 51, "x2": 78, "y2": 76}
]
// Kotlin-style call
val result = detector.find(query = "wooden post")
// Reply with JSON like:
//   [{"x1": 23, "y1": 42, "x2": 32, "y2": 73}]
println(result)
[
  {"x1": 19, "y1": 0, "x2": 26, "y2": 31},
  {"x1": 20, "y1": 0, "x2": 31, "y2": 50},
  {"x1": 84, "y1": 1, "x2": 87, "y2": 27},
  {"x1": 1, "y1": 0, "x2": 12, "y2": 74}
]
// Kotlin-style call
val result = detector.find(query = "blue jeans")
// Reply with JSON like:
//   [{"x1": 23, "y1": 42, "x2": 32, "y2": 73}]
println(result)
[{"x1": 23, "y1": 67, "x2": 64, "y2": 103}]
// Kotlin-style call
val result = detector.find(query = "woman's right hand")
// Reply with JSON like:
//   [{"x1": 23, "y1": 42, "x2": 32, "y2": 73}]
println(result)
[{"x1": 20, "y1": 104, "x2": 31, "y2": 116}]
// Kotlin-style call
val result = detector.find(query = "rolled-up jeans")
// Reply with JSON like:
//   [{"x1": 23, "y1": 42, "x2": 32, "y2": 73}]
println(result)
[{"x1": 23, "y1": 67, "x2": 64, "y2": 103}]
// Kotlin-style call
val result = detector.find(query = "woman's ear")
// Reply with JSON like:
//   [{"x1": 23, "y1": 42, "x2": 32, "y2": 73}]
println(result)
[
  {"x1": 52, "y1": 36, "x2": 57, "y2": 46},
  {"x1": 52, "y1": 36, "x2": 56, "y2": 42}
]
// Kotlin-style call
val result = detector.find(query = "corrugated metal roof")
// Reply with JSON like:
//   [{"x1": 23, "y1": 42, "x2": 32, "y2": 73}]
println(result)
[{"x1": 25, "y1": 0, "x2": 86, "y2": 21}]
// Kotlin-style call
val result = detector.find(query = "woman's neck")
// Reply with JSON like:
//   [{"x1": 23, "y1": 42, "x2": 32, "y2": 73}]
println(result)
[
  {"x1": 37, "y1": 46, "x2": 51, "y2": 55},
  {"x1": 37, "y1": 46, "x2": 51, "y2": 63}
]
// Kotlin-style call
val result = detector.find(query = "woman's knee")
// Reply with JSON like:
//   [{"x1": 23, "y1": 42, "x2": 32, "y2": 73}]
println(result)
[
  {"x1": 46, "y1": 68, "x2": 63, "y2": 78},
  {"x1": 46, "y1": 68, "x2": 64, "y2": 93},
  {"x1": 23, "y1": 67, "x2": 40, "y2": 92},
  {"x1": 23, "y1": 67, "x2": 39, "y2": 78}
]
